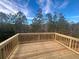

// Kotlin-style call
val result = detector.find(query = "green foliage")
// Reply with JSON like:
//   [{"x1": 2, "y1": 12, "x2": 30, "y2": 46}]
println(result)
[
  {"x1": 31, "y1": 8, "x2": 44, "y2": 32},
  {"x1": 57, "y1": 13, "x2": 70, "y2": 34},
  {"x1": 14, "y1": 11, "x2": 28, "y2": 33},
  {"x1": 70, "y1": 23, "x2": 79, "y2": 38},
  {"x1": 0, "y1": 24, "x2": 15, "y2": 42},
  {"x1": 0, "y1": 12, "x2": 9, "y2": 23},
  {"x1": 46, "y1": 13, "x2": 53, "y2": 32},
  {"x1": 15, "y1": 11, "x2": 27, "y2": 24},
  {"x1": 46, "y1": 13, "x2": 57, "y2": 32},
  {"x1": 0, "y1": 11, "x2": 28, "y2": 42}
]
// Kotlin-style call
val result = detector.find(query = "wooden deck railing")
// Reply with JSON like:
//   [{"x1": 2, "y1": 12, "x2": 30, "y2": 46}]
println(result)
[
  {"x1": 0, "y1": 32, "x2": 79, "y2": 59},
  {"x1": 0, "y1": 34, "x2": 19, "y2": 59},
  {"x1": 55, "y1": 33, "x2": 79, "y2": 54},
  {"x1": 18, "y1": 33, "x2": 55, "y2": 43}
]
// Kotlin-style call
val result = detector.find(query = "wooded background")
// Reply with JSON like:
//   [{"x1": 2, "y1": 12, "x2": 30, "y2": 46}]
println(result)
[{"x1": 0, "y1": 8, "x2": 79, "y2": 42}]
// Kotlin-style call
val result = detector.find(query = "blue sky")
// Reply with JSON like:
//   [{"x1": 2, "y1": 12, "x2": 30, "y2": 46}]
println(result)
[{"x1": 0, "y1": 0, "x2": 79, "y2": 23}]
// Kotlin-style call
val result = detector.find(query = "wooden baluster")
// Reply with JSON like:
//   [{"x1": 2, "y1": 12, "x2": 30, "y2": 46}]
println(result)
[
  {"x1": 75, "y1": 41, "x2": 77, "y2": 51},
  {"x1": 66, "y1": 38, "x2": 68, "y2": 46},
  {"x1": 1, "y1": 48, "x2": 4, "y2": 59},
  {"x1": 73, "y1": 40, "x2": 75, "y2": 49},
  {"x1": 76, "y1": 41, "x2": 78, "y2": 51},
  {"x1": 67, "y1": 38, "x2": 68, "y2": 46},
  {"x1": 39, "y1": 34, "x2": 40, "y2": 41},
  {"x1": 55, "y1": 33, "x2": 56, "y2": 40},
  {"x1": 77, "y1": 42, "x2": 79, "y2": 52},
  {"x1": 0, "y1": 49, "x2": 2, "y2": 59},
  {"x1": 72, "y1": 40, "x2": 74, "y2": 49},
  {"x1": 5, "y1": 45, "x2": 8, "y2": 58},
  {"x1": 69, "y1": 39, "x2": 72, "y2": 48},
  {"x1": 2, "y1": 48, "x2": 6, "y2": 59},
  {"x1": 68, "y1": 39, "x2": 70, "y2": 47},
  {"x1": 64, "y1": 38, "x2": 66, "y2": 45},
  {"x1": 52, "y1": 34, "x2": 53, "y2": 40}
]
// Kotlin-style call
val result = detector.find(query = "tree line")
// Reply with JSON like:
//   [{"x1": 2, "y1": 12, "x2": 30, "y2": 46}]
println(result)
[{"x1": 0, "y1": 8, "x2": 79, "y2": 42}]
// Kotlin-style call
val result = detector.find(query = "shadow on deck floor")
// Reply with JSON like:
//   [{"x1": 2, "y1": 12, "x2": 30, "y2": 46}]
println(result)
[{"x1": 10, "y1": 41, "x2": 79, "y2": 59}]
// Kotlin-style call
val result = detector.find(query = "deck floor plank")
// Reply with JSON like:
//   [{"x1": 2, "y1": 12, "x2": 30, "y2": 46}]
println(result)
[{"x1": 10, "y1": 41, "x2": 79, "y2": 59}]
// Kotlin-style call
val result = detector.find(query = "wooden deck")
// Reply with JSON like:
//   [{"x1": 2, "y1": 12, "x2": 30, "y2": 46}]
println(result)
[{"x1": 10, "y1": 41, "x2": 79, "y2": 59}]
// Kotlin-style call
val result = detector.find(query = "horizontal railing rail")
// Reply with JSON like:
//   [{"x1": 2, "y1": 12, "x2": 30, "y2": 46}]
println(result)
[
  {"x1": 0, "y1": 34, "x2": 19, "y2": 59},
  {"x1": 55, "y1": 33, "x2": 79, "y2": 54}
]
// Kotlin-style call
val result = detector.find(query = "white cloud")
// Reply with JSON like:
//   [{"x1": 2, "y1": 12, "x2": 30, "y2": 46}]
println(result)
[
  {"x1": 0, "y1": 0, "x2": 33, "y2": 20},
  {"x1": 0, "y1": 0, "x2": 69, "y2": 18},
  {"x1": 38, "y1": 0, "x2": 53, "y2": 14},
  {"x1": 44, "y1": 0, "x2": 52, "y2": 14},
  {"x1": 0, "y1": 0, "x2": 30, "y2": 17},
  {"x1": 37, "y1": 0, "x2": 69, "y2": 14},
  {"x1": 38, "y1": 0, "x2": 45, "y2": 6},
  {"x1": 57, "y1": 0, "x2": 69, "y2": 9},
  {"x1": 0, "y1": 0, "x2": 18, "y2": 14}
]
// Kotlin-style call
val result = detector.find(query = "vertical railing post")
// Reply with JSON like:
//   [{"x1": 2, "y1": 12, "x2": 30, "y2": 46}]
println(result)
[
  {"x1": 38, "y1": 34, "x2": 40, "y2": 41},
  {"x1": 2, "y1": 48, "x2": 5, "y2": 59},
  {"x1": 75, "y1": 41, "x2": 77, "y2": 50},
  {"x1": 16, "y1": 34, "x2": 19, "y2": 45},
  {"x1": 0, "y1": 49, "x2": 2, "y2": 59},
  {"x1": 69, "y1": 39, "x2": 72, "y2": 48},
  {"x1": 54, "y1": 33, "x2": 56, "y2": 40}
]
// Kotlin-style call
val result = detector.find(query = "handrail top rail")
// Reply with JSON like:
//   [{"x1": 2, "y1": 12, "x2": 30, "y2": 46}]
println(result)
[
  {"x1": 19, "y1": 32, "x2": 54, "y2": 35},
  {"x1": 55, "y1": 33, "x2": 79, "y2": 41},
  {"x1": 20, "y1": 32, "x2": 79, "y2": 41},
  {"x1": 0, "y1": 34, "x2": 19, "y2": 49}
]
